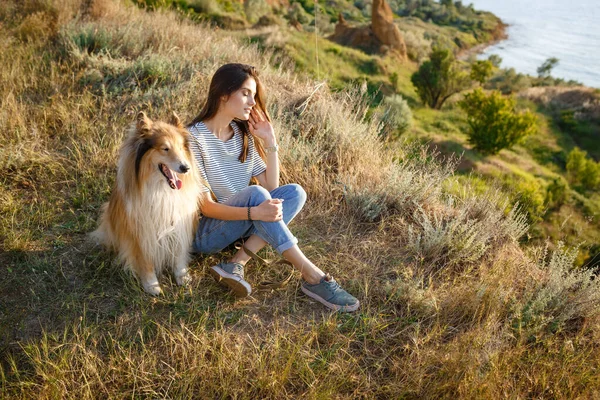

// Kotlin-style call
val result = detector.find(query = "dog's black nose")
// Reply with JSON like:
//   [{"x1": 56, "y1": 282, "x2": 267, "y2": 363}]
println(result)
[{"x1": 179, "y1": 164, "x2": 189, "y2": 173}]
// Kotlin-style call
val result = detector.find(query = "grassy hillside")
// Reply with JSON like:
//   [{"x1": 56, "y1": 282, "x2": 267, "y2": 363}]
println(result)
[
  {"x1": 237, "y1": 20, "x2": 600, "y2": 264},
  {"x1": 2, "y1": 0, "x2": 600, "y2": 398}
]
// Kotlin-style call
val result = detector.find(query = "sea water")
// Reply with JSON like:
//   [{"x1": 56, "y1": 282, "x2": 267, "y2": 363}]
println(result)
[{"x1": 468, "y1": 0, "x2": 600, "y2": 88}]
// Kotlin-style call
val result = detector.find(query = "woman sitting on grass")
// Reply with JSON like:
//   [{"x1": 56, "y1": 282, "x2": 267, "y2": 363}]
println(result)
[{"x1": 188, "y1": 63, "x2": 359, "y2": 312}]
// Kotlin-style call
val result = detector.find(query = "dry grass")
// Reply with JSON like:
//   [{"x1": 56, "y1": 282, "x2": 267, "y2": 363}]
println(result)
[
  {"x1": 2, "y1": 0, "x2": 600, "y2": 398},
  {"x1": 520, "y1": 85, "x2": 600, "y2": 120}
]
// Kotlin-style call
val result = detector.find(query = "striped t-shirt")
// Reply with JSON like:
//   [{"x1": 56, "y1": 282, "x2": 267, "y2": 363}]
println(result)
[{"x1": 188, "y1": 121, "x2": 267, "y2": 203}]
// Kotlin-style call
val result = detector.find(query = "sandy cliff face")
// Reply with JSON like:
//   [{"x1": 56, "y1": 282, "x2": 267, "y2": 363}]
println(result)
[
  {"x1": 328, "y1": 0, "x2": 407, "y2": 60},
  {"x1": 370, "y1": 0, "x2": 407, "y2": 58},
  {"x1": 329, "y1": 13, "x2": 376, "y2": 50}
]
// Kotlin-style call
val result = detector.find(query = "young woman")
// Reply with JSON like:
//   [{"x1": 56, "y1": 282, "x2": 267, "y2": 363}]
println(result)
[{"x1": 188, "y1": 63, "x2": 359, "y2": 312}]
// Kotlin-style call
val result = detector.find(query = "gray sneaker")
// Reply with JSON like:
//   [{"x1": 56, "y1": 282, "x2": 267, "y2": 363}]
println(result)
[
  {"x1": 209, "y1": 262, "x2": 251, "y2": 298},
  {"x1": 301, "y1": 274, "x2": 360, "y2": 312}
]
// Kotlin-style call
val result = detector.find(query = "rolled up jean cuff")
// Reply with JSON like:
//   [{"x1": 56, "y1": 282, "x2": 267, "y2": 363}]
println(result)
[{"x1": 275, "y1": 238, "x2": 298, "y2": 254}]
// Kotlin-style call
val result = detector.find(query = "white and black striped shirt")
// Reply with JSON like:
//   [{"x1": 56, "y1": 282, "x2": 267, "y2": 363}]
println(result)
[{"x1": 188, "y1": 121, "x2": 267, "y2": 203}]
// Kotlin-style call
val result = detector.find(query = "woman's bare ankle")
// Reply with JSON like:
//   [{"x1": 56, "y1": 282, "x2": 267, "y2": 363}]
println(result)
[
  {"x1": 229, "y1": 255, "x2": 248, "y2": 265},
  {"x1": 303, "y1": 271, "x2": 325, "y2": 285}
]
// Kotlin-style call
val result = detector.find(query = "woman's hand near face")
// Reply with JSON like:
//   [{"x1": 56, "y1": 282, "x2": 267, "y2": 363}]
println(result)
[
  {"x1": 251, "y1": 198, "x2": 283, "y2": 222},
  {"x1": 248, "y1": 108, "x2": 276, "y2": 146}
]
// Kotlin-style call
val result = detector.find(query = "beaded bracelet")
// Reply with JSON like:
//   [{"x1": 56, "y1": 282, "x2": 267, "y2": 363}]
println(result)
[{"x1": 247, "y1": 206, "x2": 252, "y2": 221}]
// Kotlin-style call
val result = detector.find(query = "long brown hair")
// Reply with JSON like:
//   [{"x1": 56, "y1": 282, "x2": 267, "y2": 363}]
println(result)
[{"x1": 188, "y1": 63, "x2": 270, "y2": 163}]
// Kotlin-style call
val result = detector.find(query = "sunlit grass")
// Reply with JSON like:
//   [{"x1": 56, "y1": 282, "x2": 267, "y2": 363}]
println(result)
[{"x1": 2, "y1": 0, "x2": 600, "y2": 398}]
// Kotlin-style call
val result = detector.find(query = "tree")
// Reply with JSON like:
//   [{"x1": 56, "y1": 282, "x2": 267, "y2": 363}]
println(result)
[
  {"x1": 470, "y1": 59, "x2": 493, "y2": 85},
  {"x1": 537, "y1": 57, "x2": 559, "y2": 78},
  {"x1": 487, "y1": 54, "x2": 502, "y2": 68},
  {"x1": 411, "y1": 46, "x2": 471, "y2": 109},
  {"x1": 459, "y1": 88, "x2": 537, "y2": 155}
]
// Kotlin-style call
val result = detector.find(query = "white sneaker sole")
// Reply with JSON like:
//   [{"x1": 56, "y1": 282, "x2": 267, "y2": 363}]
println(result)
[
  {"x1": 301, "y1": 286, "x2": 360, "y2": 312},
  {"x1": 210, "y1": 266, "x2": 252, "y2": 298}
]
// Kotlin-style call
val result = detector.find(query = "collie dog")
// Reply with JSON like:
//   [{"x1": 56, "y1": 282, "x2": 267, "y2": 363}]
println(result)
[{"x1": 92, "y1": 111, "x2": 202, "y2": 295}]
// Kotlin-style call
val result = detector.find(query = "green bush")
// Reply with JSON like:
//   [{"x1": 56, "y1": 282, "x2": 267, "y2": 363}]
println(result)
[
  {"x1": 71, "y1": 25, "x2": 114, "y2": 55},
  {"x1": 401, "y1": 30, "x2": 432, "y2": 62},
  {"x1": 513, "y1": 177, "x2": 546, "y2": 223},
  {"x1": 411, "y1": 46, "x2": 471, "y2": 109},
  {"x1": 470, "y1": 59, "x2": 493, "y2": 84},
  {"x1": 514, "y1": 243, "x2": 600, "y2": 335},
  {"x1": 186, "y1": 0, "x2": 221, "y2": 14},
  {"x1": 487, "y1": 54, "x2": 502, "y2": 67},
  {"x1": 557, "y1": 109, "x2": 577, "y2": 131},
  {"x1": 545, "y1": 176, "x2": 569, "y2": 210},
  {"x1": 376, "y1": 94, "x2": 413, "y2": 139},
  {"x1": 244, "y1": 0, "x2": 270, "y2": 24},
  {"x1": 397, "y1": 0, "x2": 499, "y2": 39},
  {"x1": 389, "y1": 72, "x2": 399, "y2": 91},
  {"x1": 566, "y1": 147, "x2": 600, "y2": 191},
  {"x1": 287, "y1": 2, "x2": 311, "y2": 24},
  {"x1": 486, "y1": 67, "x2": 531, "y2": 94},
  {"x1": 537, "y1": 57, "x2": 559, "y2": 78},
  {"x1": 459, "y1": 88, "x2": 537, "y2": 155}
]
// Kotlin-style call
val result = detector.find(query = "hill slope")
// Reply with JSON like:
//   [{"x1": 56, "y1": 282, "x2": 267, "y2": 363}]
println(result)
[{"x1": 2, "y1": 0, "x2": 600, "y2": 397}]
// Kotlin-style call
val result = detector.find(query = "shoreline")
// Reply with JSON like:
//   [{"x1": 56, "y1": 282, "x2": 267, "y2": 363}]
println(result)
[{"x1": 456, "y1": 20, "x2": 508, "y2": 61}]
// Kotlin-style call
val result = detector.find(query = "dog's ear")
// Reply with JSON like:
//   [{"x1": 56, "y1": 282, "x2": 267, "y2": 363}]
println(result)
[
  {"x1": 169, "y1": 111, "x2": 183, "y2": 129},
  {"x1": 136, "y1": 111, "x2": 152, "y2": 136}
]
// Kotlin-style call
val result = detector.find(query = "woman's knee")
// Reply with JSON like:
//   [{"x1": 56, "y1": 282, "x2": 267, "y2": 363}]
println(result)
[
  {"x1": 246, "y1": 185, "x2": 271, "y2": 205},
  {"x1": 272, "y1": 184, "x2": 306, "y2": 217},
  {"x1": 283, "y1": 184, "x2": 307, "y2": 206}
]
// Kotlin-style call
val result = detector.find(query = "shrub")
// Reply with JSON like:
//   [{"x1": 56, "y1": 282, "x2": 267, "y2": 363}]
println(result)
[
  {"x1": 129, "y1": 55, "x2": 173, "y2": 88},
  {"x1": 411, "y1": 46, "x2": 471, "y2": 109},
  {"x1": 408, "y1": 206, "x2": 491, "y2": 269},
  {"x1": 582, "y1": 161, "x2": 600, "y2": 190},
  {"x1": 487, "y1": 54, "x2": 502, "y2": 68},
  {"x1": 513, "y1": 243, "x2": 600, "y2": 335},
  {"x1": 486, "y1": 67, "x2": 531, "y2": 94},
  {"x1": 287, "y1": 2, "x2": 311, "y2": 24},
  {"x1": 187, "y1": 0, "x2": 221, "y2": 14},
  {"x1": 343, "y1": 147, "x2": 455, "y2": 222},
  {"x1": 566, "y1": 147, "x2": 600, "y2": 191},
  {"x1": 459, "y1": 88, "x2": 537, "y2": 155},
  {"x1": 401, "y1": 30, "x2": 432, "y2": 62},
  {"x1": 244, "y1": 0, "x2": 270, "y2": 24},
  {"x1": 537, "y1": 57, "x2": 559, "y2": 78},
  {"x1": 389, "y1": 72, "x2": 399, "y2": 91},
  {"x1": 557, "y1": 109, "x2": 577, "y2": 131},
  {"x1": 545, "y1": 176, "x2": 569, "y2": 209},
  {"x1": 134, "y1": 0, "x2": 221, "y2": 14},
  {"x1": 70, "y1": 25, "x2": 114, "y2": 55},
  {"x1": 407, "y1": 189, "x2": 528, "y2": 273},
  {"x1": 513, "y1": 177, "x2": 546, "y2": 223},
  {"x1": 570, "y1": 191, "x2": 600, "y2": 218},
  {"x1": 16, "y1": 10, "x2": 58, "y2": 43},
  {"x1": 470, "y1": 59, "x2": 493, "y2": 85},
  {"x1": 376, "y1": 94, "x2": 413, "y2": 139}
]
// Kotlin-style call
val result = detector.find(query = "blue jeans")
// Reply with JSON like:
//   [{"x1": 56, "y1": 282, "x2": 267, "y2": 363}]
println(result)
[{"x1": 193, "y1": 184, "x2": 307, "y2": 254}]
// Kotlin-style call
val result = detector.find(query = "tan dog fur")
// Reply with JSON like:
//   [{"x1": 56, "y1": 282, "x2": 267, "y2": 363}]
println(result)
[{"x1": 92, "y1": 111, "x2": 202, "y2": 295}]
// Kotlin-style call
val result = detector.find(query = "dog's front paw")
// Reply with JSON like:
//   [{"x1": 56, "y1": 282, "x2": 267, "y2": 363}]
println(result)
[
  {"x1": 175, "y1": 271, "x2": 192, "y2": 287},
  {"x1": 142, "y1": 281, "x2": 163, "y2": 296}
]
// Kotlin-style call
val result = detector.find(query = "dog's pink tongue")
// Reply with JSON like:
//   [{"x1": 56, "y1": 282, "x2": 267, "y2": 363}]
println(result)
[
  {"x1": 171, "y1": 171, "x2": 182, "y2": 190},
  {"x1": 162, "y1": 164, "x2": 181, "y2": 190}
]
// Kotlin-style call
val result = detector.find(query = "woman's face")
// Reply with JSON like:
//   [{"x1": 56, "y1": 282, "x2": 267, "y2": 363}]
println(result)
[{"x1": 221, "y1": 77, "x2": 257, "y2": 121}]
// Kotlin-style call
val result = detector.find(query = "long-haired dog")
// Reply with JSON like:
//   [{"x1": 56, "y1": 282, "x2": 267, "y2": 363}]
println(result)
[{"x1": 92, "y1": 111, "x2": 202, "y2": 295}]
